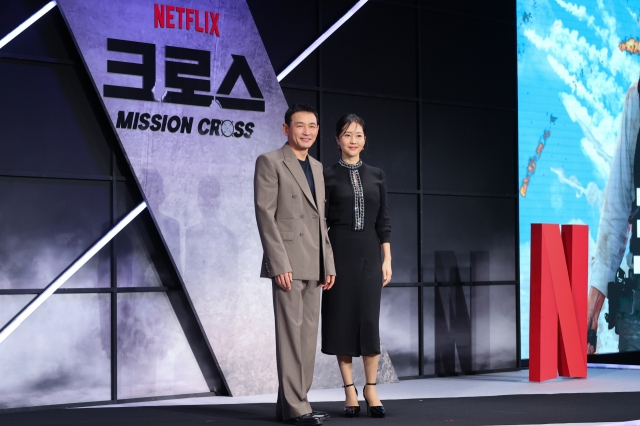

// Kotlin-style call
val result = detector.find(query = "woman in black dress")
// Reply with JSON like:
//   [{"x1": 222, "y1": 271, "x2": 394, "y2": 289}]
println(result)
[{"x1": 322, "y1": 114, "x2": 392, "y2": 418}]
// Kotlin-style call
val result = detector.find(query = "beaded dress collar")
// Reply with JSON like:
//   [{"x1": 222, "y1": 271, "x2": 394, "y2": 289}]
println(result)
[{"x1": 339, "y1": 159, "x2": 364, "y2": 231}]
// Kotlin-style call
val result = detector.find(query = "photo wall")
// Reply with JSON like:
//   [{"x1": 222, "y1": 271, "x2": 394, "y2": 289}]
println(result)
[
  {"x1": 250, "y1": 0, "x2": 519, "y2": 377},
  {"x1": 0, "y1": 0, "x2": 521, "y2": 410},
  {"x1": 517, "y1": 0, "x2": 640, "y2": 356}
]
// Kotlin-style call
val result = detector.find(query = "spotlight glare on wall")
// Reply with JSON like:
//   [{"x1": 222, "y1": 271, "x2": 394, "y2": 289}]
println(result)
[
  {"x1": 0, "y1": 202, "x2": 148, "y2": 346},
  {"x1": 276, "y1": 0, "x2": 369, "y2": 82},
  {"x1": 0, "y1": 1, "x2": 58, "y2": 50}
]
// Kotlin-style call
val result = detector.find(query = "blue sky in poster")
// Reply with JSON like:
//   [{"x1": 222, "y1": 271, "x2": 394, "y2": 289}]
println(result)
[{"x1": 517, "y1": 0, "x2": 640, "y2": 357}]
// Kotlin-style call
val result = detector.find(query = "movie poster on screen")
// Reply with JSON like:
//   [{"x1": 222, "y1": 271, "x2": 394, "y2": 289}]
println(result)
[{"x1": 517, "y1": 0, "x2": 640, "y2": 357}]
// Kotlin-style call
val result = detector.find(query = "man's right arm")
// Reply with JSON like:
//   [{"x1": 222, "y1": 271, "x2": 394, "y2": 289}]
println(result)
[
  {"x1": 587, "y1": 287, "x2": 605, "y2": 354},
  {"x1": 254, "y1": 155, "x2": 292, "y2": 282},
  {"x1": 588, "y1": 83, "x2": 640, "y2": 352}
]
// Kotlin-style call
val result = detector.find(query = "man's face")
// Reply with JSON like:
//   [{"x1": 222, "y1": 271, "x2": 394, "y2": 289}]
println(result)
[{"x1": 283, "y1": 111, "x2": 319, "y2": 151}]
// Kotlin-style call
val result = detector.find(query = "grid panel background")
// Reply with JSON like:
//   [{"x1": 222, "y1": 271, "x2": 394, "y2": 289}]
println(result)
[{"x1": 248, "y1": 0, "x2": 520, "y2": 376}]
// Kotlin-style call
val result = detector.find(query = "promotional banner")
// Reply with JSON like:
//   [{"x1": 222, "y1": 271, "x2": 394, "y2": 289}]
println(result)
[
  {"x1": 57, "y1": 0, "x2": 286, "y2": 396},
  {"x1": 517, "y1": 0, "x2": 640, "y2": 357},
  {"x1": 56, "y1": 0, "x2": 397, "y2": 396}
]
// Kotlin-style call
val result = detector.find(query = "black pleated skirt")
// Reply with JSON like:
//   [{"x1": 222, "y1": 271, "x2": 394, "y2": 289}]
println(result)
[{"x1": 321, "y1": 227, "x2": 381, "y2": 357}]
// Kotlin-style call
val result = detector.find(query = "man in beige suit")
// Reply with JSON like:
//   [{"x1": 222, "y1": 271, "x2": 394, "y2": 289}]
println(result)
[{"x1": 254, "y1": 104, "x2": 336, "y2": 425}]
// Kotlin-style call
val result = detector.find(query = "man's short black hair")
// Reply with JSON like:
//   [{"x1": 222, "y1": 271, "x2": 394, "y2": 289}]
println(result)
[{"x1": 284, "y1": 103, "x2": 318, "y2": 126}]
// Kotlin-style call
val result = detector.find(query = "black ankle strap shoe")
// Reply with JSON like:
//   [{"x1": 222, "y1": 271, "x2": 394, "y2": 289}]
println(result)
[
  {"x1": 363, "y1": 382, "x2": 386, "y2": 418},
  {"x1": 342, "y1": 383, "x2": 361, "y2": 417}
]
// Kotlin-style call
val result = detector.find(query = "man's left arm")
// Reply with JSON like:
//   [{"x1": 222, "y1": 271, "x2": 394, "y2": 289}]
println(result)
[
  {"x1": 319, "y1": 167, "x2": 335, "y2": 289},
  {"x1": 322, "y1": 234, "x2": 336, "y2": 289}
]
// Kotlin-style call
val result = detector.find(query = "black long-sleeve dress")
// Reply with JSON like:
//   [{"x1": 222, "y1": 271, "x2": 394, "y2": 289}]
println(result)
[{"x1": 321, "y1": 161, "x2": 391, "y2": 357}]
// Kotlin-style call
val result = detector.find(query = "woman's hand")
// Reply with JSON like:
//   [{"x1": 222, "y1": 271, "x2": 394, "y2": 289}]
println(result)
[{"x1": 382, "y1": 259, "x2": 392, "y2": 287}]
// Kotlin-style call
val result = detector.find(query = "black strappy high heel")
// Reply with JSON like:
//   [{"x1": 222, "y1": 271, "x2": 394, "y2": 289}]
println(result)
[
  {"x1": 363, "y1": 382, "x2": 385, "y2": 418},
  {"x1": 342, "y1": 383, "x2": 361, "y2": 417}
]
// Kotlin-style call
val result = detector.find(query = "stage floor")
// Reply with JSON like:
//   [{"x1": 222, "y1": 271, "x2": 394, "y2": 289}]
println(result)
[
  {"x1": 99, "y1": 366, "x2": 640, "y2": 407},
  {"x1": 1, "y1": 367, "x2": 639, "y2": 426}
]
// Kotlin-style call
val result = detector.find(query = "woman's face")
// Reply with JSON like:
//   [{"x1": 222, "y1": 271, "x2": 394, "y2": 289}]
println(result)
[{"x1": 336, "y1": 122, "x2": 366, "y2": 160}]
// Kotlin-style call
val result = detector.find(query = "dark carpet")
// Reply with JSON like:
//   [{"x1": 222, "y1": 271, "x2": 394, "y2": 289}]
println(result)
[{"x1": 1, "y1": 392, "x2": 639, "y2": 425}]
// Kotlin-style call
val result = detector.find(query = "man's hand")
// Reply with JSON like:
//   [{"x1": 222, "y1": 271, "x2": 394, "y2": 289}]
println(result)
[
  {"x1": 587, "y1": 287, "x2": 605, "y2": 354},
  {"x1": 275, "y1": 272, "x2": 293, "y2": 291},
  {"x1": 322, "y1": 275, "x2": 335, "y2": 290}
]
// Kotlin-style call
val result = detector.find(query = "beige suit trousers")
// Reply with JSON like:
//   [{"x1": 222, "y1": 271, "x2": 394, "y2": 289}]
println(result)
[{"x1": 272, "y1": 279, "x2": 321, "y2": 420}]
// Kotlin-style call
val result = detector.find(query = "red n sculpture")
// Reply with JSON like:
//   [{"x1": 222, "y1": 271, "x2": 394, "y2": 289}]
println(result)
[{"x1": 530, "y1": 224, "x2": 588, "y2": 382}]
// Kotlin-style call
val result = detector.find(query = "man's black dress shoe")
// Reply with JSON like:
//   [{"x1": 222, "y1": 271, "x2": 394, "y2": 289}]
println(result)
[
  {"x1": 276, "y1": 411, "x2": 329, "y2": 424},
  {"x1": 310, "y1": 411, "x2": 329, "y2": 421},
  {"x1": 288, "y1": 413, "x2": 322, "y2": 425}
]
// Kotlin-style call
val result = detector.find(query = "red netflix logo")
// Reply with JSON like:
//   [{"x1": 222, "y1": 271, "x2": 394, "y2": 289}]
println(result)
[
  {"x1": 154, "y1": 3, "x2": 220, "y2": 36},
  {"x1": 529, "y1": 224, "x2": 588, "y2": 382}
]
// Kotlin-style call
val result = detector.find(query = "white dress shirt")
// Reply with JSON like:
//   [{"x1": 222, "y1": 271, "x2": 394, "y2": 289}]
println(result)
[{"x1": 591, "y1": 82, "x2": 640, "y2": 296}]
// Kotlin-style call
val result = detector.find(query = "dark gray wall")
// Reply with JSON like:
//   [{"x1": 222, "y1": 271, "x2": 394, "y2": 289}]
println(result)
[{"x1": 247, "y1": 0, "x2": 519, "y2": 377}]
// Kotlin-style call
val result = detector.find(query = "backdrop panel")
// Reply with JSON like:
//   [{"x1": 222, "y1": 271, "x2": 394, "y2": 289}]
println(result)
[
  {"x1": 246, "y1": 0, "x2": 318, "y2": 88},
  {"x1": 0, "y1": 60, "x2": 112, "y2": 176},
  {"x1": 56, "y1": 0, "x2": 287, "y2": 396},
  {"x1": 55, "y1": 0, "x2": 398, "y2": 396},
  {"x1": 0, "y1": 177, "x2": 111, "y2": 290},
  {"x1": 422, "y1": 195, "x2": 517, "y2": 283},
  {"x1": 117, "y1": 292, "x2": 209, "y2": 399},
  {"x1": 320, "y1": 1, "x2": 417, "y2": 98},
  {"x1": 387, "y1": 194, "x2": 420, "y2": 283},
  {"x1": 421, "y1": 8, "x2": 516, "y2": 109},
  {"x1": 248, "y1": 0, "x2": 519, "y2": 378},
  {"x1": 0, "y1": 294, "x2": 111, "y2": 409},
  {"x1": 380, "y1": 287, "x2": 420, "y2": 377},
  {"x1": 421, "y1": 103, "x2": 516, "y2": 195}
]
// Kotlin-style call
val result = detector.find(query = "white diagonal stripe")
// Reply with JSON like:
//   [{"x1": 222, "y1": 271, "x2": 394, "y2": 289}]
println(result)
[
  {"x1": 0, "y1": 1, "x2": 58, "y2": 50},
  {"x1": 276, "y1": 0, "x2": 369, "y2": 82},
  {"x1": 0, "y1": 202, "x2": 147, "y2": 345}
]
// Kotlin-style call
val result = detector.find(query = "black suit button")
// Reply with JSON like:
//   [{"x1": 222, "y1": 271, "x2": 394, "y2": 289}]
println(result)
[
  {"x1": 300, "y1": 214, "x2": 304, "y2": 218},
  {"x1": 300, "y1": 233, "x2": 303, "y2": 236},
  {"x1": 292, "y1": 195, "x2": 297, "y2": 198}
]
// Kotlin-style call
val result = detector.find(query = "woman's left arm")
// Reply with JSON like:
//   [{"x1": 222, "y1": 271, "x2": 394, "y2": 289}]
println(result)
[
  {"x1": 375, "y1": 168, "x2": 392, "y2": 286},
  {"x1": 382, "y1": 242, "x2": 392, "y2": 286}
]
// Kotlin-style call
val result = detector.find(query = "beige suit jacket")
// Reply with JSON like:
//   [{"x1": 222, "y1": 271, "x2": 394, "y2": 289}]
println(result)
[{"x1": 254, "y1": 143, "x2": 336, "y2": 282}]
